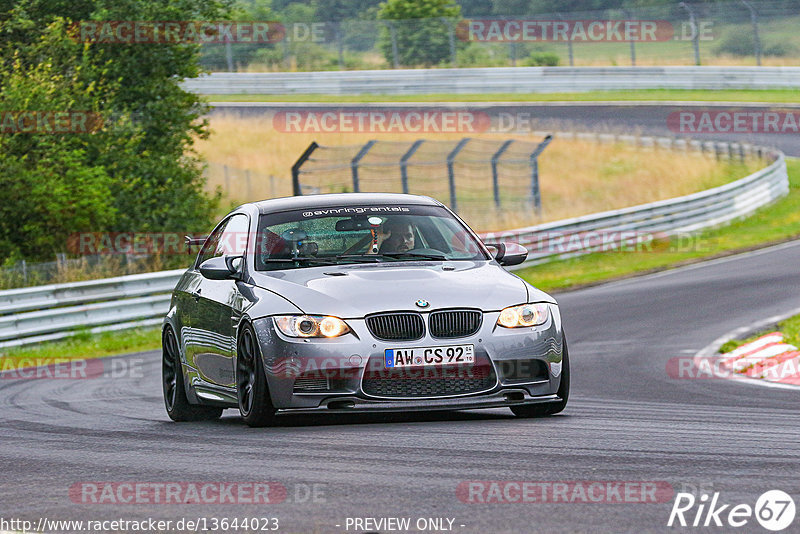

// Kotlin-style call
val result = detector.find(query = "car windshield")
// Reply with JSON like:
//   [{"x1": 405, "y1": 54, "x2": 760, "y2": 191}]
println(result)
[{"x1": 254, "y1": 204, "x2": 489, "y2": 271}]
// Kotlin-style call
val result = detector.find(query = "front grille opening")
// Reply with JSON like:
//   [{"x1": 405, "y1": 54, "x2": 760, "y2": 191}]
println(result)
[
  {"x1": 497, "y1": 359, "x2": 549, "y2": 383},
  {"x1": 429, "y1": 309, "x2": 482, "y2": 338},
  {"x1": 361, "y1": 357, "x2": 496, "y2": 398},
  {"x1": 366, "y1": 312, "x2": 425, "y2": 341}
]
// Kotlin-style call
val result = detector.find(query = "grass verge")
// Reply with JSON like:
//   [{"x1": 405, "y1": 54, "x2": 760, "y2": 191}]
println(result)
[
  {"x1": 516, "y1": 158, "x2": 800, "y2": 292},
  {"x1": 719, "y1": 314, "x2": 800, "y2": 354},
  {"x1": 0, "y1": 327, "x2": 161, "y2": 370},
  {"x1": 205, "y1": 89, "x2": 800, "y2": 104}
]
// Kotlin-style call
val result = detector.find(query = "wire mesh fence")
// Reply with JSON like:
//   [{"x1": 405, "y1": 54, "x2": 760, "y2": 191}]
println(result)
[
  {"x1": 198, "y1": 0, "x2": 800, "y2": 72},
  {"x1": 290, "y1": 136, "x2": 553, "y2": 222}
]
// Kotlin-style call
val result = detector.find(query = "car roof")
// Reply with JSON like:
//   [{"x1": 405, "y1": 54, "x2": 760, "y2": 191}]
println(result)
[{"x1": 253, "y1": 193, "x2": 443, "y2": 215}]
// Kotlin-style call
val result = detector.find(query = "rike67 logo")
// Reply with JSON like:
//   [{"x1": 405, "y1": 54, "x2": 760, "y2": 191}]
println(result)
[{"x1": 668, "y1": 490, "x2": 796, "y2": 531}]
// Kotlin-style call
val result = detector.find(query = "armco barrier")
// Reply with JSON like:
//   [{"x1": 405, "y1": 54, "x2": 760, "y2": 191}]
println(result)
[
  {"x1": 0, "y1": 270, "x2": 185, "y2": 348},
  {"x1": 0, "y1": 140, "x2": 788, "y2": 348},
  {"x1": 182, "y1": 66, "x2": 800, "y2": 95}
]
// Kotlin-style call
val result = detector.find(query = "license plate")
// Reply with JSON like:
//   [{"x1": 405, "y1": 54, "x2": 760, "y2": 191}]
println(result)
[{"x1": 384, "y1": 344, "x2": 475, "y2": 368}]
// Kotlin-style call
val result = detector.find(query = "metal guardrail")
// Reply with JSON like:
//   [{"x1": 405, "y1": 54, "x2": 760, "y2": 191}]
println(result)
[
  {"x1": 0, "y1": 137, "x2": 788, "y2": 348},
  {"x1": 497, "y1": 155, "x2": 787, "y2": 269},
  {"x1": 183, "y1": 67, "x2": 800, "y2": 95},
  {"x1": 0, "y1": 270, "x2": 185, "y2": 348}
]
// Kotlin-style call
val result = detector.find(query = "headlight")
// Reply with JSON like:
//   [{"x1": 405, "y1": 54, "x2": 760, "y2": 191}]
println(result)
[
  {"x1": 273, "y1": 315, "x2": 351, "y2": 338},
  {"x1": 497, "y1": 303, "x2": 550, "y2": 328}
]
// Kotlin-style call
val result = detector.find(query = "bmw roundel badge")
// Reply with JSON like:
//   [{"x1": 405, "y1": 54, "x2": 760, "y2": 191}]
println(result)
[{"x1": 415, "y1": 299, "x2": 430, "y2": 308}]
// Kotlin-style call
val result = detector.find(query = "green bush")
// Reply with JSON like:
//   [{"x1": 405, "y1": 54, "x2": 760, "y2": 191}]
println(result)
[
  {"x1": 715, "y1": 31, "x2": 796, "y2": 57},
  {"x1": 524, "y1": 52, "x2": 560, "y2": 67}
]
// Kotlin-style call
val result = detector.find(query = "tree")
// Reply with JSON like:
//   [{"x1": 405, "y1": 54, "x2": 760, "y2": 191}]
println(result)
[
  {"x1": 378, "y1": 0, "x2": 462, "y2": 67},
  {"x1": 0, "y1": 0, "x2": 227, "y2": 260}
]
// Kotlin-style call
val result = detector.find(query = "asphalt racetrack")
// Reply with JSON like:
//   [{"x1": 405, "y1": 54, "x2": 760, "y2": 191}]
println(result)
[{"x1": 1, "y1": 104, "x2": 798, "y2": 533}]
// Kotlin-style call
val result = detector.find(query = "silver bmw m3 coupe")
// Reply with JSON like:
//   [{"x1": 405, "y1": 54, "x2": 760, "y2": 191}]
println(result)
[{"x1": 162, "y1": 193, "x2": 568, "y2": 426}]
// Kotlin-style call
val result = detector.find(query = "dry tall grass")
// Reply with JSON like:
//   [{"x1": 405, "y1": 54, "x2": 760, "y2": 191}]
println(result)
[{"x1": 196, "y1": 114, "x2": 762, "y2": 232}]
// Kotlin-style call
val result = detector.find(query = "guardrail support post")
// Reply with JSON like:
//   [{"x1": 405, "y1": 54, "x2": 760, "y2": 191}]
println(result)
[
  {"x1": 400, "y1": 140, "x2": 424, "y2": 194},
  {"x1": 291, "y1": 141, "x2": 319, "y2": 196},
  {"x1": 351, "y1": 140, "x2": 377, "y2": 193},
  {"x1": 529, "y1": 135, "x2": 553, "y2": 216},
  {"x1": 447, "y1": 138, "x2": 470, "y2": 213},
  {"x1": 491, "y1": 140, "x2": 514, "y2": 209}
]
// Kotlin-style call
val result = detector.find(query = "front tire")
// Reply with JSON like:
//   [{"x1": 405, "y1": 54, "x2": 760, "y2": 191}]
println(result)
[
  {"x1": 236, "y1": 323, "x2": 278, "y2": 427},
  {"x1": 511, "y1": 335, "x2": 570, "y2": 418},
  {"x1": 162, "y1": 326, "x2": 223, "y2": 422}
]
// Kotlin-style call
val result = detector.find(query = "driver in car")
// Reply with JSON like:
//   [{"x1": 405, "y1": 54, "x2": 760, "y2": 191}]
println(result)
[{"x1": 374, "y1": 218, "x2": 415, "y2": 254}]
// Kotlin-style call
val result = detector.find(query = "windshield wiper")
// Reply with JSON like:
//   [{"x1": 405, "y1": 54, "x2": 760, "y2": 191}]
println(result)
[
  {"x1": 335, "y1": 254, "x2": 384, "y2": 263},
  {"x1": 379, "y1": 251, "x2": 447, "y2": 260},
  {"x1": 261, "y1": 257, "x2": 338, "y2": 266}
]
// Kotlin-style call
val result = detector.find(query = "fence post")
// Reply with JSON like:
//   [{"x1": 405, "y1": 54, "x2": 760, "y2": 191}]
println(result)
[
  {"x1": 282, "y1": 38, "x2": 290, "y2": 69},
  {"x1": 444, "y1": 18, "x2": 457, "y2": 67},
  {"x1": 557, "y1": 14, "x2": 574, "y2": 66},
  {"x1": 225, "y1": 41, "x2": 234, "y2": 71},
  {"x1": 447, "y1": 138, "x2": 470, "y2": 213},
  {"x1": 351, "y1": 140, "x2": 377, "y2": 193},
  {"x1": 291, "y1": 141, "x2": 319, "y2": 196},
  {"x1": 245, "y1": 170, "x2": 252, "y2": 200},
  {"x1": 679, "y1": 2, "x2": 701, "y2": 65},
  {"x1": 741, "y1": 0, "x2": 761, "y2": 66},
  {"x1": 623, "y1": 10, "x2": 636, "y2": 66},
  {"x1": 491, "y1": 140, "x2": 514, "y2": 209},
  {"x1": 336, "y1": 21, "x2": 345, "y2": 69},
  {"x1": 509, "y1": 42, "x2": 517, "y2": 67},
  {"x1": 386, "y1": 21, "x2": 400, "y2": 68},
  {"x1": 400, "y1": 140, "x2": 424, "y2": 194},
  {"x1": 529, "y1": 135, "x2": 553, "y2": 216}
]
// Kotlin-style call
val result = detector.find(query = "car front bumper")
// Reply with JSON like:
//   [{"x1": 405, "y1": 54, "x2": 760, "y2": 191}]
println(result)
[{"x1": 251, "y1": 306, "x2": 565, "y2": 412}]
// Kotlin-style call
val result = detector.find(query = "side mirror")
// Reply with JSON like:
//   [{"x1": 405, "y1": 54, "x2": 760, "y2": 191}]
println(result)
[
  {"x1": 199, "y1": 255, "x2": 243, "y2": 280},
  {"x1": 486, "y1": 242, "x2": 528, "y2": 267}
]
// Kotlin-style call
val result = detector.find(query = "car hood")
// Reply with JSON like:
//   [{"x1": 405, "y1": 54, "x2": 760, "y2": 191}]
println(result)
[{"x1": 249, "y1": 261, "x2": 553, "y2": 318}]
